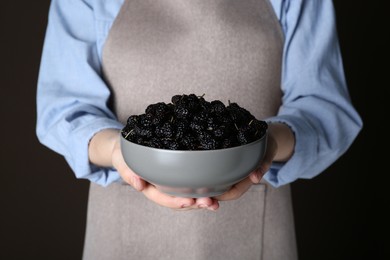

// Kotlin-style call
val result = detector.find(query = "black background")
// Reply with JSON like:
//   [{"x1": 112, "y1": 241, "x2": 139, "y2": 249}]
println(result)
[{"x1": 0, "y1": 1, "x2": 387, "y2": 259}]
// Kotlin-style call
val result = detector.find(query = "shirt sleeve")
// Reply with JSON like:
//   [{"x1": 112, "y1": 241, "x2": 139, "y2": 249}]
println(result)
[
  {"x1": 263, "y1": 0, "x2": 363, "y2": 187},
  {"x1": 36, "y1": 0, "x2": 124, "y2": 186}
]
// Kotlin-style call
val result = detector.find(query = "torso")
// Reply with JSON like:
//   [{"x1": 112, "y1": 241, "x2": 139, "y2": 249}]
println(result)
[{"x1": 82, "y1": 1, "x2": 297, "y2": 259}]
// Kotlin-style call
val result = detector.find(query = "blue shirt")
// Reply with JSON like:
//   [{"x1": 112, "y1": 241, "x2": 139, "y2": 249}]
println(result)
[{"x1": 36, "y1": 0, "x2": 363, "y2": 187}]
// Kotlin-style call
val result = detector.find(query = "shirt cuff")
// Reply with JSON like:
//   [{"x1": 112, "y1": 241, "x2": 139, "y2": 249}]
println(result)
[
  {"x1": 67, "y1": 117, "x2": 124, "y2": 186},
  {"x1": 262, "y1": 115, "x2": 318, "y2": 187}
]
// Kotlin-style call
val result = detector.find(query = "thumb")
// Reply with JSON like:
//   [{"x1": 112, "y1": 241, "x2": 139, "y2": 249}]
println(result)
[
  {"x1": 112, "y1": 140, "x2": 146, "y2": 191},
  {"x1": 249, "y1": 134, "x2": 278, "y2": 183}
]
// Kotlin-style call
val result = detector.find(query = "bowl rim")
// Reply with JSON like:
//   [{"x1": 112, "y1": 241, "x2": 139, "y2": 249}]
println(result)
[{"x1": 120, "y1": 130, "x2": 267, "y2": 154}]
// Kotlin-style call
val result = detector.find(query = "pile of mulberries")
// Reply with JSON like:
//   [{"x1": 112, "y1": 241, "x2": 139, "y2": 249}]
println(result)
[{"x1": 121, "y1": 94, "x2": 267, "y2": 150}]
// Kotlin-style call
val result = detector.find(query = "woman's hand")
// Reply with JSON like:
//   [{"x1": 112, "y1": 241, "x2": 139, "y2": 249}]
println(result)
[
  {"x1": 214, "y1": 131, "x2": 277, "y2": 201},
  {"x1": 89, "y1": 128, "x2": 219, "y2": 211},
  {"x1": 111, "y1": 135, "x2": 219, "y2": 210},
  {"x1": 89, "y1": 122, "x2": 294, "y2": 208},
  {"x1": 141, "y1": 185, "x2": 219, "y2": 211},
  {"x1": 215, "y1": 122, "x2": 294, "y2": 201}
]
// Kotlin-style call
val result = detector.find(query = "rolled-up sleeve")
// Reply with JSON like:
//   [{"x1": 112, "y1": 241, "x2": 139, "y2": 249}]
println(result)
[
  {"x1": 36, "y1": 0, "x2": 123, "y2": 186},
  {"x1": 264, "y1": 0, "x2": 363, "y2": 187}
]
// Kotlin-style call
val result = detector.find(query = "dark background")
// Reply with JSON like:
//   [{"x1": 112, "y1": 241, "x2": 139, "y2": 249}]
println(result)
[{"x1": 0, "y1": 1, "x2": 387, "y2": 259}]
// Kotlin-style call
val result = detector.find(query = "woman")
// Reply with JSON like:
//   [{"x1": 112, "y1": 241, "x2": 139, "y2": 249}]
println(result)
[{"x1": 36, "y1": 0, "x2": 362, "y2": 259}]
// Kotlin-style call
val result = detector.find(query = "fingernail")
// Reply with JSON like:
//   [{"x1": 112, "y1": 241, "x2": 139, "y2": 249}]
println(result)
[
  {"x1": 198, "y1": 204, "x2": 207, "y2": 209},
  {"x1": 181, "y1": 204, "x2": 191, "y2": 208},
  {"x1": 133, "y1": 176, "x2": 141, "y2": 191},
  {"x1": 252, "y1": 172, "x2": 260, "y2": 183}
]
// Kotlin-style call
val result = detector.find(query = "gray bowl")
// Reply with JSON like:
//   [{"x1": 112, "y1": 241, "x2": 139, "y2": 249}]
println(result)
[{"x1": 120, "y1": 133, "x2": 267, "y2": 198}]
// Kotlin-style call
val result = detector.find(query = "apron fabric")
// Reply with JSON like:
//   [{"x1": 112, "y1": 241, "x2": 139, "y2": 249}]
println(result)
[{"x1": 83, "y1": 0, "x2": 297, "y2": 259}]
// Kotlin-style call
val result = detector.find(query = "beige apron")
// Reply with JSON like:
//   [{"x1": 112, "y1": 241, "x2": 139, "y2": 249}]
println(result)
[{"x1": 83, "y1": 0, "x2": 297, "y2": 259}]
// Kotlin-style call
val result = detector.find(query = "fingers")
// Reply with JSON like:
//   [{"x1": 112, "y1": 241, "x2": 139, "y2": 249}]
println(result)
[
  {"x1": 248, "y1": 135, "x2": 276, "y2": 184},
  {"x1": 112, "y1": 135, "x2": 220, "y2": 210},
  {"x1": 205, "y1": 198, "x2": 220, "y2": 211},
  {"x1": 142, "y1": 185, "x2": 196, "y2": 209},
  {"x1": 216, "y1": 165, "x2": 267, "y2": 201},
  {"x1": 111, "y1": 144, "x2": 146, "y2": 191},
  {"x1": 214, "y1": 177, "x2": 253, "y2": 201},
  {"x1": 114, "y1": 141, "x2": 219, "y2": 211},
  {"x1": 194, "y1": 197, "x2": 219, "y2": 211},
  {"x1": 142, "y1": 185, "x2": 220, "y2": 211},
  {"x1": 175, "y1": 197, "x2": 219, "y2": 211},
  {"x1": 249, "y1": 169, "x2": 261, "y2": 184}
]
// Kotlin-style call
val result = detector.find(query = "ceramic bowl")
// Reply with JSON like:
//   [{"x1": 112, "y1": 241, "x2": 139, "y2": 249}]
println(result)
[{"x1": 120, "y1": 133, "x2": 267, "y2": 198}]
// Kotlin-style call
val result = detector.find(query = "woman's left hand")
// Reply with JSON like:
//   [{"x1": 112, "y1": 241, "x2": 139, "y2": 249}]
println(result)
[{"x1": 214, "y1": 130, "x2": 278, "y2": 201}]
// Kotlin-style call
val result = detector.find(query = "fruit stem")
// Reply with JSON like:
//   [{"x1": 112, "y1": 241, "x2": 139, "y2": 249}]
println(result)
[{"x1": 125, "y1": 129, "x2": 134, "y2": 139}]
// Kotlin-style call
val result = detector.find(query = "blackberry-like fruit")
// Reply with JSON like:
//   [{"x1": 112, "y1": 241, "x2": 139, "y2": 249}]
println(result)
[
  {"x1": 138, "y1": 114, "x2": 153, "y2": 128},
  {"x1": 126, "y1": 115, "x2": 139, "y2": 128},
  {"x1": 175, "y1": 119, "x2": 189, "y2": 139},
  {"x1": 212, "y1": 126, "x2": 227, "y2": 139},
  {"x1": 161, "y1": 138, "x2": 180, "y2": 150},
  {"x1": 221, "y1": 136, "x2": 238, "y2": 149},
  {"x1": 171, "y1": 95, "x2": 182, "y2": 105},
  {"x1": 122, "y1": 94, "x2": 267, "y2": 150},
  {"x1": 155, "y1": 122, "x2": 175, "y2": 138},
  {"x1": 180, "y1": 135, "x2": 198, "y2": 150},
  {"x1": 174, "y1": 106, "x2": 190, "y2": 120},
  {"x1": 210, "y1": 100, "x2": 226, "y2": 115},
  {"x1": 134, "y1": 125, "x2": 153, "y2": 139},
  {"x1": 197, "y1": 131, "x2": 218, "y2": 150}
]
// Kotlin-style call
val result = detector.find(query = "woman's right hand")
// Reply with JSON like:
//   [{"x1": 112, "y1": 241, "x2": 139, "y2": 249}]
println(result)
[
  {"x1": 112, "y1": 138, "x2": 219, "y2": 210},
  {"x1": 90, "y1": 129, "x2": 218, "y2": 211}
]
